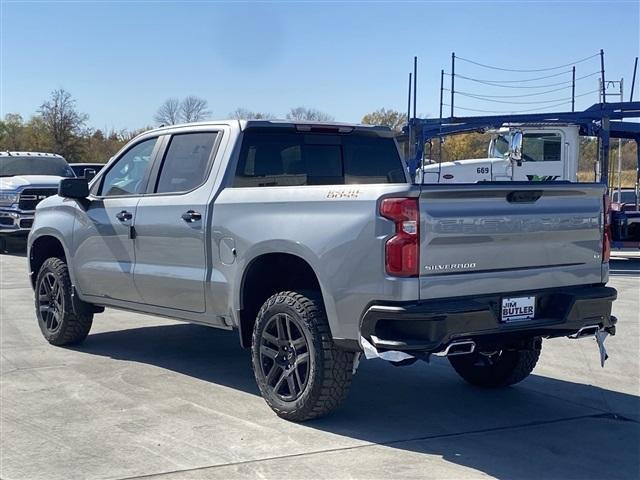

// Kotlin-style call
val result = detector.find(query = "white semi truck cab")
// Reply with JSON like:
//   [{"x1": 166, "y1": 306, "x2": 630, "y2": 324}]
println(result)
[{"x1": 416, "y1": 124, "x2": 581, "y2": 183}]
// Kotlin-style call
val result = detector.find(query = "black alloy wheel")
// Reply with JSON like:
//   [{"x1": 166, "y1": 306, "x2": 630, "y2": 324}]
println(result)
[
  {"x1": 259, "y1": 312, "x2": 311, "y2": 401},
  {"x1": 37, "y1": 271, "x2": 64, "y2": 334}
]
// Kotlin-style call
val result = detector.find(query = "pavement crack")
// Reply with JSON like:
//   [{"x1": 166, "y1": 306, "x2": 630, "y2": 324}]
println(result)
[
  {"x1": 594, "y1": 412, "x2": 639, "y2": 423},
  {"x1": 110, "y1": 412, "x2": 624, "y2": 480}
]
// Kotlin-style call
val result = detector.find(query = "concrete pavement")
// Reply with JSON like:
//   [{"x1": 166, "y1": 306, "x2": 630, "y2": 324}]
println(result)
[{"x1": 1, "y1": 246, "x2": 638, "y2": 480}]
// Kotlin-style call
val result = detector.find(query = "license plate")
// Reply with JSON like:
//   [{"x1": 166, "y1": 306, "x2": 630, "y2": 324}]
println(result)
[{"x1": 501, "y1": 296, "x2": 535, "y2": 322}]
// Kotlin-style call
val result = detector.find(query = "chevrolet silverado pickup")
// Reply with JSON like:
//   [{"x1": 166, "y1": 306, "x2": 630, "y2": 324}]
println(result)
[
  {"x1": 27, "y1": 120, "x2": 617, "y2": 421},
  {"x1": 1, "y1": 152, "x2": 75, "y2": 250}
]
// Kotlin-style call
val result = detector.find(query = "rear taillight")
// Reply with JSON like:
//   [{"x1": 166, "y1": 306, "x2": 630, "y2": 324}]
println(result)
[
  {"x1": 603, "y1": 194, "x2": 611, "y2": 262},
  {"x1": 380, "y1": 198, "x2": 419, "y2": 277}
]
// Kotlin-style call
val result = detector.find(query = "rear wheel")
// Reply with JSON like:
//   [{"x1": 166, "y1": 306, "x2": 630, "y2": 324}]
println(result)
[
  {"x1": 251, "y1": 291, "x2": 354, "y2": 422},
  {"x1": 448, "y1": 343, "x2": 541, "y2": 388},
  {"x1": 35, "y1": 257, "x2": 93, "y2": 346}
]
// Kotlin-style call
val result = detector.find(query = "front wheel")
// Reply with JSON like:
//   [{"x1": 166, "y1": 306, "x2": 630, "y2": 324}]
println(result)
[
  {"x1": 448, "y1": 343, "x2": 541, "y2": 388},
  {"x1": 251, "y1": 291, "x2": 354, "y2": 422},
  {"x1": 35, "y1": 257, "x2": 93, "y2": 346}
]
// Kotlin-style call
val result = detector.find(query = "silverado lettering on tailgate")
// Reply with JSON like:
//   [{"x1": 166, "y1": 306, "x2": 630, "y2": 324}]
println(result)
[{"x1": 425, "y1": 263, "x2": 477, "y2": 272}]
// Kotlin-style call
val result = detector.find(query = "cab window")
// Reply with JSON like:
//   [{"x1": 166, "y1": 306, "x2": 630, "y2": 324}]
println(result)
[
  {"x1": 522, "y1": 133, "x2": 562, "y2": 162},
  {"x1": 155, "y1": 132, "x2": 218, "y2": 194},
  {"x1": 234, "y1": 130, "x2": 405, "y2": 187}
]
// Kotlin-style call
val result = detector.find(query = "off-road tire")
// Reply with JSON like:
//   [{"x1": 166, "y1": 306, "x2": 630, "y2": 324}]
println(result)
[
  {"x1": 448, "y1": 345, "x2": 541, "y2": 388},
  {"x1": 251, "y1": 290, "x2": 354, "y2": 422},
  {"x1": 35, "y1": 257, "x2": 93, "y2": 346}
]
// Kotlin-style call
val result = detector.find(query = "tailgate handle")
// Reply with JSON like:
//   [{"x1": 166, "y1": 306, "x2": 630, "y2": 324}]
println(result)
[{"x1": 507, "y1": 190, "x2": 543, "y2": 203}]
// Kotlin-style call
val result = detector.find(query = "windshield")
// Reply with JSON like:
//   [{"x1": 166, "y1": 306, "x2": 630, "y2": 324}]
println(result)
[
  {"x1": 491, "y1": 134, "x2": 509, "y2": 158},
  {"x1": 0, "y1": 156, "x2": 75, "y2": 178}
]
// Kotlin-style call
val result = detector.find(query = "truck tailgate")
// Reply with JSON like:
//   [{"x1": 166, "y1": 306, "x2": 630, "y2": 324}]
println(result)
[{"x1": 419, "y1": 183, "x2": 605, "y2": 300}]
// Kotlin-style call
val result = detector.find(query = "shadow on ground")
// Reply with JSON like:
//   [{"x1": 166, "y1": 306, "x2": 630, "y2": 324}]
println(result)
[
  {"x1": 73, "y1": 322, "x2": 640, "y2": 479},
  {"x1": 0, "y1": 236, "x2": 27, "y2": 257}
]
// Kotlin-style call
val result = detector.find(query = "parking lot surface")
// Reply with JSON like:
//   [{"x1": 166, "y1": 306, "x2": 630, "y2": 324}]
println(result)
[{"x1": 1, "y1": 246, "x2": 639, "y2": 480}]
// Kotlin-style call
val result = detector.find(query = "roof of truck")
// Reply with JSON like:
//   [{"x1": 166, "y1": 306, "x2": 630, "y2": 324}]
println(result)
[
  {"x1": 146, "y1": 119, "x2": 392, "y2": 135},
  {"x1": 0, "y1": 151, "x2": 65, "y2": 159}
]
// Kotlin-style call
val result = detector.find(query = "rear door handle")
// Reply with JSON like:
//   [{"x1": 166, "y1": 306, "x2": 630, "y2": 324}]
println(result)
[
  {"x1": 181, "y1": 210, "x2": 202, "y2": 223},
  {"x1": 116, "y1": 210, "x2": 133, "y2": 222}
]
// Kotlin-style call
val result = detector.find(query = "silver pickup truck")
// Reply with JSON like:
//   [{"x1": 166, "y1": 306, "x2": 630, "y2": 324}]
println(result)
[{"x1": 27, "y1": 120, "x2": 617, "y2": 421}]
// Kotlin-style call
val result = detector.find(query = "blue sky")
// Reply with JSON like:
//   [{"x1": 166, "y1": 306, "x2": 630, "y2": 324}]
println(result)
[{"x1": 2, "y1": 1, "x2": 639, "y2": 131}]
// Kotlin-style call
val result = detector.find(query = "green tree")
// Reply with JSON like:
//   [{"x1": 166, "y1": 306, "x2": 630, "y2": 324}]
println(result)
[
  {"x1": 23, "y1": 116, "x2": 53, "y2": 152},
  {"x1": 361, "y1": 108, "x2": 407, "y2": 131},
  {"x1": 440, "y1": 133, "x2": 489, "y2": 162},
  {"x1": 1, "y1": 113, "x2": 26, "y2": 150}
]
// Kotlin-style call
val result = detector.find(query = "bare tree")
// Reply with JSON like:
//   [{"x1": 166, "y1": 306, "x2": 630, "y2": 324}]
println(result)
[
  {"x1": 286, "y1": 107, "x2": 334, "y2": 122},
  {"x1": 154, "y1": 98, "x2": 181, "y2": 125},
  {"x1": 38, "y1": 89, "x2": 88, "y2": 161},
  {"x1": 181, "y1": 96, "x2": 211, "y2": 123},
  {"x1": 230, "y1": 108, "x2": 275, "y2": 120}
]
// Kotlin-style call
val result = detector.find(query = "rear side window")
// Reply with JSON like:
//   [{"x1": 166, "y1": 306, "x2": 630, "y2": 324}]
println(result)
[
  {"x1": 233, "y1": 130, "x2": 405, "y2": 187},
  {"x1": 155, "y1": 132, "x2": 218, "y2": 193}
]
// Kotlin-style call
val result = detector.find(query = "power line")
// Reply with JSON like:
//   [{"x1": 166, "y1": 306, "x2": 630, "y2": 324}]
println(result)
[
  {"x1": 443, "y1": 100, "x2": 575, "y2": 114},
  {"x1": 451, "y1": 71, "x2": 599, "y2": 89},
  {"x1": 454, "y1": 89, "x2": 599, "y2": 105},
  {"x1": 447, "y1": 69, "x2": 572, "y2": 84},
  {"x1": 455, "y1": 53, "x2": 600, "y2": 72},
  {"x1": 447, "y1": 85, "x2": 572, "y2": 98},
  {"x1": 443, "y1": 85, "x2": 571, "y2": 98}
]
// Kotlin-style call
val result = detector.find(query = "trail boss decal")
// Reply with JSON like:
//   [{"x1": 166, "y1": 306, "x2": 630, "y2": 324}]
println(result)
[
  {"x1": 501, "y1": 296, "x2": 536, "y2": 322},
  {"x1": 326, "y1": 189, "x2": 360, "y2": 199},
  {"x1": 526, "y1": 175, "x2": 560, "y2": 182}
]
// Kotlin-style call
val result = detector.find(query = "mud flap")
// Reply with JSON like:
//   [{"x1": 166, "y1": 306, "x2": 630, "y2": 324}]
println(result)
[
  {"x1": 595, "y1": 329, "x2": 609, "y2": 367},
  {"x1": 359, "y1": 336, "x2": 429, "y2": 364}
]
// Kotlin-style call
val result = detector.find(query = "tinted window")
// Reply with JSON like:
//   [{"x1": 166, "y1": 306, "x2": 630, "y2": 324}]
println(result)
[
  {"x1": 234, "y1": 130, "x2": 405, "y2": 187},
  {"x1": 100, "y1": 138, "x2": 157, "y2": 196},
  {"x1": 0, "y1": 156, "x2": 74, "y2": 177},
  {"x1": 522, "y1": 133, "x2": 562, "y2": 162},
  {"x1": 156, "y1": 133, "x2": 218, "y2": 193}
]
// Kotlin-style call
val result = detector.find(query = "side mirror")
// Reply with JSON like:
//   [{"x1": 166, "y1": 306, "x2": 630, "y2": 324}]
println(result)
[
  {"x1": 84, "y1": 168, "x2": 97, "y2": 180},
  {"x1": 59, "y1": 178, "x2": 89, "y2": 199},
  {"x1": 509, "y1": 130, "x2": 523, "y2": 165}
]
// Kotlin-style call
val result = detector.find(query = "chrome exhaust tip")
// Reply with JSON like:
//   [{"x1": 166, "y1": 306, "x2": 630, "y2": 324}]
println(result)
[
  {"x1": 568, "y1": 325, "x2": 600, "y2": 339},
  {"x1": 435, "y1": 340, "x2": 476, "y2": 357}
]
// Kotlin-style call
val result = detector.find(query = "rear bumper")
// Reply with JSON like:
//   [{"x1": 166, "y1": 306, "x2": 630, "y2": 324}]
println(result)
[{"x1": 360, "y1": 285, "x2": 617, "y2": 353}]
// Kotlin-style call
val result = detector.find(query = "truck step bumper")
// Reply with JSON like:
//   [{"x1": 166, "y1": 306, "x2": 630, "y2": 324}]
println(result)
[{"x1": 360, "y1": 285, "x2": 617, "y2": 354}]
